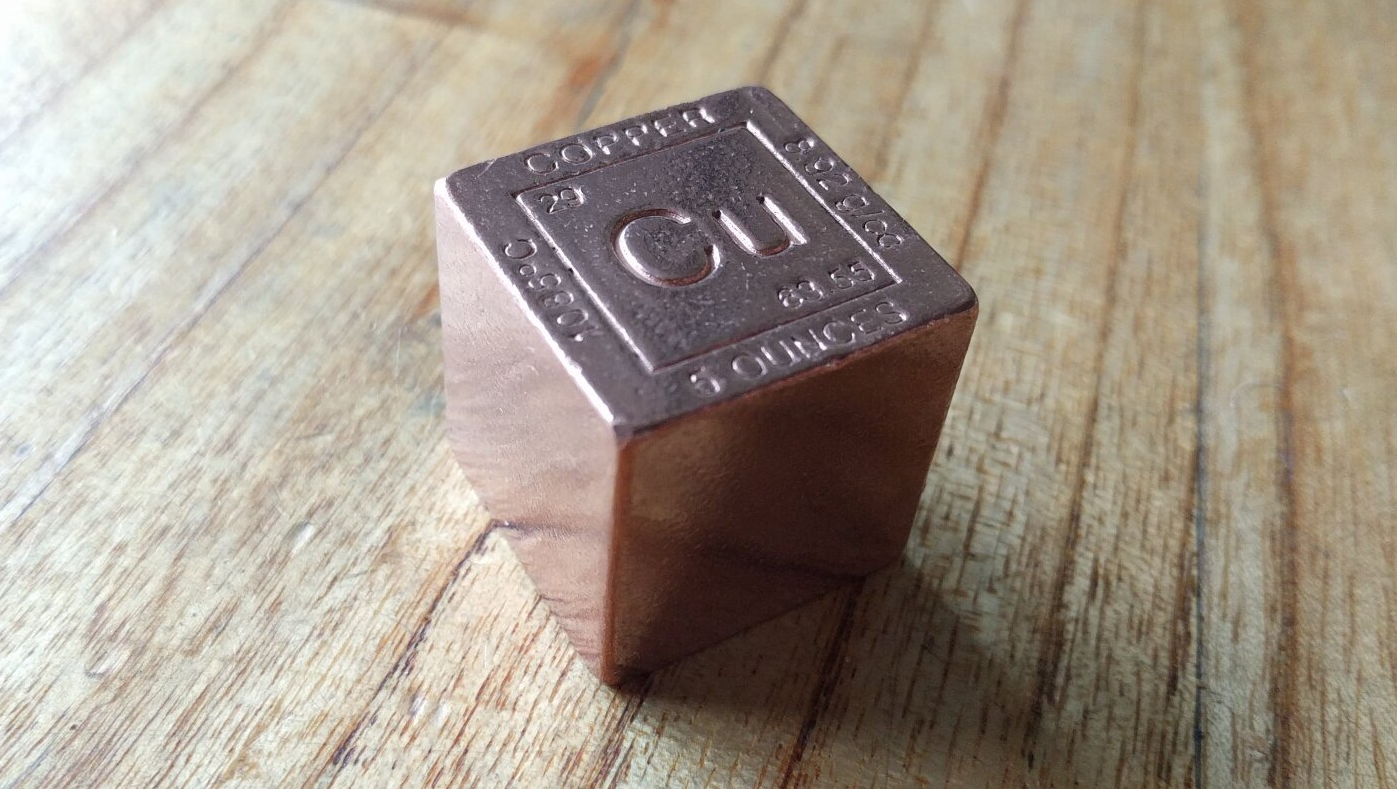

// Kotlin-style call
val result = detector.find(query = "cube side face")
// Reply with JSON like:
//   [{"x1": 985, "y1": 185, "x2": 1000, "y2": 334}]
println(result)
[
  {"x1": 435, "y1": 183, "x2": 620, "y2": 675},
  {"x1": 442, "y1": 85, "x2": 975, "y2": 433},
  {"x1": 607, "y1": 306, "x2": 977, "y2": 675}
]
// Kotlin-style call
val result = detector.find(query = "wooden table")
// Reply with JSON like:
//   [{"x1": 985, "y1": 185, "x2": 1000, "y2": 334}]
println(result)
[{"x1": 2, "y1": 0, "x2": 1394, "y2": 786}]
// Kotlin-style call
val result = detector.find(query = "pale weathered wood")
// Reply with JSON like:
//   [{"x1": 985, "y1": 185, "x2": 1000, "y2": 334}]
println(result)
[
  {"x1": 0, "y1": 0, "x2": 160, "y2": 143},
  {"x1": 1195, "y1": 0, "x2": 1288, "y2": 784},
  {"x1": 0, "y1": 0, "x2": 1394, "y2": 786},
  {"x1": 1218, "y1": 0, "x2": 1397, "y2": 786}
]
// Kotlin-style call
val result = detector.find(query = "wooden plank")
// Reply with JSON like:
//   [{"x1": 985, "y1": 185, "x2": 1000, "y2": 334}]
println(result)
[
  {"x1": 0, "y1": 0, "x2": 160, "y2": 142},
  {"x1": 1195, "y1": 0, "x2": 1288, "y2": 785},
  {"x1": 0, "y1": 0, "x2": 446, "y2": 530},
  {"x1": 1018, "y1": 0, "x2": 1205, "y2": 781},
  {"x1": 1222, "y1": 0, "x2": 1397, "y2": 785},
  {"x1": 0, "y1": 0, "x2": 454, "y2": 784}
]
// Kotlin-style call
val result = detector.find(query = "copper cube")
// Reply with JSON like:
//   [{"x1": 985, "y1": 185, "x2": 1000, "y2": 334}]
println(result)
[{"x1": 434, "y1": 86, "x2": 976, "y2": 682}]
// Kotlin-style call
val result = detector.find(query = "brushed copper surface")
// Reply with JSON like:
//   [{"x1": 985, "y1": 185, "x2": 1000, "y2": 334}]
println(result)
[{"x1": 435, "y1": 86, "x2": 977, "y2": 682}]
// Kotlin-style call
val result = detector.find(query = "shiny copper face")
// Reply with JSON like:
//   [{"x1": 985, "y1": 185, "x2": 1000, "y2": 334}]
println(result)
[{"x1": 435, "y1": 86, "x2": 977, "y2": 682}]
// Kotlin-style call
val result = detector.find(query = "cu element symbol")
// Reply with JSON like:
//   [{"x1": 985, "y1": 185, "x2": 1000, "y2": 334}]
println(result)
[{"x1": 610, "y1": 196, "x2": 807, "y2": 288}]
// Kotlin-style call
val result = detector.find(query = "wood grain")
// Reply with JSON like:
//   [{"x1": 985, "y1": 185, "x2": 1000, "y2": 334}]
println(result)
[{"x1": 0, "y1": 0, "x2": 1393, "y2": 786}]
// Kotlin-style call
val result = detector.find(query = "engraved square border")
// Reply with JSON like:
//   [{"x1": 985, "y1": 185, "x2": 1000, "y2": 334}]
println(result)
[{"x1": 512, "y1": 122, "x2": 902, "y2": 372}]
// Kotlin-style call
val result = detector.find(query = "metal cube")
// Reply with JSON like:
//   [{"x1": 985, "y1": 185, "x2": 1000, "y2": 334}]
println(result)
[{"x1": 434, "y1": 86, "x2": 976, "y2": 682}]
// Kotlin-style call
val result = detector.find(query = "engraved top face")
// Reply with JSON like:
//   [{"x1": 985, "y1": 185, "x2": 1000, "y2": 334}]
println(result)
[{"x1": 439, "y1": 87, "x2": 975, "y2": 432}]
